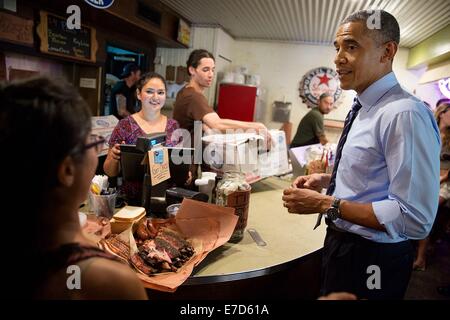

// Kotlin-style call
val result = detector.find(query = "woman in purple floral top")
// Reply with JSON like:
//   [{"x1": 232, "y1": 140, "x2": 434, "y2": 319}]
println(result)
[{"x1": 104, "y1": 72, "x2": 182, "y2": 204}]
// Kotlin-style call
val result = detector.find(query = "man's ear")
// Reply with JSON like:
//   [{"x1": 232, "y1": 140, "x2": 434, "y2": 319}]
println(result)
[
  {"x1": 188, "y1": 66, "x2": 196, "y2": 77},
  {"x1": 381, "y1": 41, "x2": 398, "y2": 63},
  {"x1": 57, "y1": 155, "x2": 76, "y2": 187}
]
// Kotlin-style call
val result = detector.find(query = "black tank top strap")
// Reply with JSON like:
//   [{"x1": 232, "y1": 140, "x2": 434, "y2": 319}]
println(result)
[
  {"x1": 38, "y1": 243, "x2": 123, "y2": 273},
  {"x1": 64, "y1": 243, "x2": 123, "y2": 265}
]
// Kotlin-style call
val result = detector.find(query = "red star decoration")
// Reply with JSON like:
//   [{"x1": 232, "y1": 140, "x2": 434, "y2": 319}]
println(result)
[{"x1": 318, "y1": 74, "x2": 330, "y2": 86}]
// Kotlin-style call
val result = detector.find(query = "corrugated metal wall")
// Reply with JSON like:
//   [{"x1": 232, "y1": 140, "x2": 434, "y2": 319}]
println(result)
[{"x1": 161, "y1": 0, "x2": 450, "y2": 48}]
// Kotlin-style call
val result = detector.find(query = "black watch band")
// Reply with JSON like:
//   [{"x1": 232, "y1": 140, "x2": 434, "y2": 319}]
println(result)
[
  {"x1": 326, "y1": 197, "x2": 341, "y2": 221},
  {"x1": 332, "y1": 197, "x2": 341, "y2": 209}
]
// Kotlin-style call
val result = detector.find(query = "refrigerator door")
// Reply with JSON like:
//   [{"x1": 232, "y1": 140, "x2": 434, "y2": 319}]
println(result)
[{"x1": 217, "y1": 84, "x2": 257, "y2": 122}]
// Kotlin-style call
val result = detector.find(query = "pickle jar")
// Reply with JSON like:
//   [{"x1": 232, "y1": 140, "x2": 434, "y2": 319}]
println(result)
[{"x1": 215, "y1": 171, "x2": 251, "y2": 242}]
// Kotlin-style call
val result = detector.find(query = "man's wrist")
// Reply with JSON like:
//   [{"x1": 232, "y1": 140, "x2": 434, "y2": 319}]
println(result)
[
  {"x1": 319, "y1": 195, "x2": 334, "y2": 213},
  {"x1": 321, "y1": 173, "x2": 332, "y2": 188}
]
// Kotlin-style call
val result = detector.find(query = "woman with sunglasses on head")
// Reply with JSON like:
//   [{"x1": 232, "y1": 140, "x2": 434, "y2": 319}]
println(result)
[
  {"x1": 104, "y1": 72, "x2": 185, "y2": 205},
  {"x1": 0, "y1": 76, "x2": 147, "y2": 299},
  {"x1": 413, "y1": 101, "x2": 450, "y2": 271}
]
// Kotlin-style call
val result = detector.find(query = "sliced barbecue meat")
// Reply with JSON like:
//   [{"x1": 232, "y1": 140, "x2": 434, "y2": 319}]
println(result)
[
  {"x1": 130, "y1": 253, "x2": 157, "y2": 275},
  {"x1": 154, "y1": 237, "x2": 180, "y2": 259},
  {"x1": 136, "y1": 221, "x2": 151, "y2": 240},
  {"x1": 99, "y1": 235, "x2": 130, "y2": 263},
  {"x1": 146, "y1": 219, "x2": 158, "y2": 238},
  {"x1": 131, "y1": 220, "x2": 195, "y2": 274},
  {"x1": 179, "y1": 247, "x2": 195, "y2": 259},
  {"x1": 135, "y1": 219, "x2": 159, "y2": 240},
  {"x1": 160, "y1": 262, "x2": 171, "y2": 271},
  {"x1": 157, "y1": 228, "x2": 191, "y2": 250},
  {"x1": 138, "y1": 252, "x2": 158, "y2": 267},
  {"x1": 140, "y1": 239, "x2": 172, "y2": 264}
]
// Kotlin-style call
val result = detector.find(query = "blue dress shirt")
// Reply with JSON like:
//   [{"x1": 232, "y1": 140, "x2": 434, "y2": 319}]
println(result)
[{"x1": 333, "y1": 72, "x2": 441, "y2": 243}]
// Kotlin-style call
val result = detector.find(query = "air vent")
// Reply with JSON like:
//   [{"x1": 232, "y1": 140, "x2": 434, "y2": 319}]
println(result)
[{"x1": 137, "y1": 1, "x2": 161, "y2": 27}]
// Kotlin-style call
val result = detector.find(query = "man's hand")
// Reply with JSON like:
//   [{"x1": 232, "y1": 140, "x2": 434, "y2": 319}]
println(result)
[
  {"x1": 319, "y1": 135, "x2": 328, "y2": 145},
  {"x1": 291, "y1": 173, "x2": 327, "y2": 192},
  {"x1": 282, "y1": 187, "x2": 332, "y2": 214}
]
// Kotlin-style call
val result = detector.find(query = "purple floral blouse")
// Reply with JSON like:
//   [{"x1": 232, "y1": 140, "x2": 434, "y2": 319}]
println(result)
[
  {"x1": 108, "y1": 115, "x2": 181, "y2": 202},
  {"x1": 109, "y1": 115, "x2": 180, "y2": 147}
]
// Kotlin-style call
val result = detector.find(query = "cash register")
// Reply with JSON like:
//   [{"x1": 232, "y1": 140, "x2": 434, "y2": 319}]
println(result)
[{"x1": 120, "y1": 133, "x2": 207, "y2": 217}]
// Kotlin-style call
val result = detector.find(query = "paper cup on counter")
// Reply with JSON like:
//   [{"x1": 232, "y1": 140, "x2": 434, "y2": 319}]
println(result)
[
  {"x1": 88, "y1": 191, "x2": 117, "y2": 219},
  {"x1": 166, "y1": 203, "x2": 181, "y2": 218}
]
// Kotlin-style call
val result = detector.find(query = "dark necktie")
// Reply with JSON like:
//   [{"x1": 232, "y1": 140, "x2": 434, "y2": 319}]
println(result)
[{"x1": 313, "y1": 98, "x2": 363, "y2": 229}]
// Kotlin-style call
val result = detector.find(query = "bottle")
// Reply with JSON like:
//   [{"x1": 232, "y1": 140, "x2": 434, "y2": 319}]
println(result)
[
  {"x1": 215, "y1": 171, "x2": 251, "y2": 242},
  {"x1": 211, "y1": 175, "x2": 223, "y2": 204},
  {"x1": 326, "y1": 150, "x2": 335, "y2": 174}
]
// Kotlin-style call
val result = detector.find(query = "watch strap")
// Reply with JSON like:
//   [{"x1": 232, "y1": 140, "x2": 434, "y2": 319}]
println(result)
[{"x1": 332, "y1": 197, "x2": 341, "y2": 209}]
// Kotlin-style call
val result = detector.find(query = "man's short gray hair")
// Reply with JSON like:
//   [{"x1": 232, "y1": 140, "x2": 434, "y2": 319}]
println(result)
[
  {"x1": 342, "y1": 10, "x2": 400, "y2": 45},
  {"x1": 319, "y1": 93, "x2": 333, "y2": 101}
]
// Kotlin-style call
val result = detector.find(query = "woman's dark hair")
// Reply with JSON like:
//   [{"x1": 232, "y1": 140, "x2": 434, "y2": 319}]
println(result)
[
  {"x1": 136, "y1": 72, "x2": 167, "y2": 92},
  {"x1": 436, "y1": 98, "x2": 450, "y2": 108},
  {"x1": 435, "y1": 102, "x2": 450, "y2": 151},
  {"x1": 0, "y1": 76, "x2": 92, "y2": 208},
  {"x1": 1, "y1": 76, "x2": 93, "y2": 298},
  {"x1": 186, "y1": 49, "x2": 215, "y2": 76}
]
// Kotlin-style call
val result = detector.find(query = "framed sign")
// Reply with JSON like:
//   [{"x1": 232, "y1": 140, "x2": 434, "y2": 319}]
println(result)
[
  {"x1": 37, "y1": 11, "x2": 98, "y2": 63},
  {"x1": 177, "y1": 18, "x2": 191, "y2": 47},
  {"x1": 0, "y1": 11, "x2": 34, "y2": 46},
  {"x1": 299, "y1": 67, "x2": 341, "y2": 108}
]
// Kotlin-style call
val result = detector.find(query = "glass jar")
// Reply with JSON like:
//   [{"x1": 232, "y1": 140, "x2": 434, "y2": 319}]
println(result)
[{"x1": 215, "y1": 171, "x2": 251, "y2": 242}]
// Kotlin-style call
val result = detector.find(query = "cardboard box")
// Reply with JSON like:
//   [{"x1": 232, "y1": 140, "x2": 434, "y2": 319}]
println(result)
[
  {"x1": 202, "y1": 133, "x2": 263, "y2": 180},
  {"x1": 258, "y1": 130, "x2": 289, "y2": 177},
  {"x1": 91, "y1": 115, "x2": 119, "y2": 156}
]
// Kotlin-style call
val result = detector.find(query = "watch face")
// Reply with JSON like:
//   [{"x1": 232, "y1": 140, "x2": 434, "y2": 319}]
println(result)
[{"x1": 327, "y1": 207, "x2": 339, "y2": 221}]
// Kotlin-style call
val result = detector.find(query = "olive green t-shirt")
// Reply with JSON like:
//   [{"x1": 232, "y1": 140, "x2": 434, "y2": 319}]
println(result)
[
  {"x1": 290, "y1": 107, "x2": 324, "y2": 147},
  {"x1": 173, "y1": 86, "x2": 214, "y2": 132}
]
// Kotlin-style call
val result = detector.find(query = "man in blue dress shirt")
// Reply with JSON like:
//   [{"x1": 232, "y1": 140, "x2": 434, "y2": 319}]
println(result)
[{"x1": 283, "y1": 10, "x2": 440, "y2": 299}]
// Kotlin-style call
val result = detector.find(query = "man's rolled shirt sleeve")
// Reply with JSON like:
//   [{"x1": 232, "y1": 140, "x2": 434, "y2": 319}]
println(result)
[{"x1": 372, "y1": 110, "x2": 441, "y2": 240}]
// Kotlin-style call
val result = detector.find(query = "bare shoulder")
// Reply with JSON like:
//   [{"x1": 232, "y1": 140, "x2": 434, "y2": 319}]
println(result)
[{"x1": 80, "y1": 258, "x2": 148, "y2": 300}]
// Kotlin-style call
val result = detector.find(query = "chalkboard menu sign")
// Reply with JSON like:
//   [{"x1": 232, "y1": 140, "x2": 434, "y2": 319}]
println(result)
[{"x1": 37, "y1": 11, "x2": 98, "y2": 62}]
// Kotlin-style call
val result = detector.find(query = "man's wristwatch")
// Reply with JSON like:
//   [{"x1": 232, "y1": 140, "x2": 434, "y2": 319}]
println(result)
[{"x1": 325, "y1": 197, "x2": 342, "y2": 221}]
